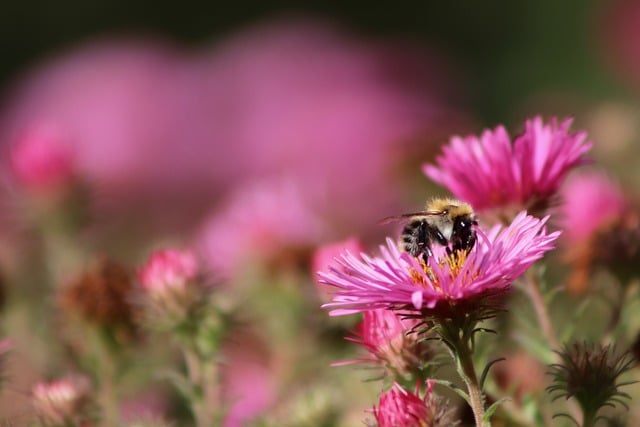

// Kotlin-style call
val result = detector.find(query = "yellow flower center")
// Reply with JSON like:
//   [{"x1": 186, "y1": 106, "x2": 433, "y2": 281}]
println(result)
[{"x1": 409, "y1": 250, "x2": 476, "y2": 290}]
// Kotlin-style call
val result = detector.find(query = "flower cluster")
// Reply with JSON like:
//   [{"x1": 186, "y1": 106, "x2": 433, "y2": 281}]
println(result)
[{"x1": 318, "y1": 116, "x2": 606, "y2": 426}]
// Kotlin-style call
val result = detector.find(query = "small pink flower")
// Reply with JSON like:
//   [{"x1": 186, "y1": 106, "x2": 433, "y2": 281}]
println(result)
[
  {"x1": 137, "y1": 248, "x2": 205, "y2": 324},
  {"x1": 32, "y1": 376, "x2": 92, "y2": 425},
  {"x1": 138, "y1": 248, "x2": 199, "y2": 297},
  {"x1": 557, "y1": 171, "x2": 639, "y2": 293},
  {"x1": 423, "y1": 117, "x2": 591, "y2": 215},
  {"x1": 557, "y1": 171, "x2": 628, "y2": 244},
  {"x1": 320, "y1": 212, "x2": 559, "y2": 318},
  {"x1": 9, "y1": 123, "x2": 75, "y2": 194},
  {"x1": 373, "y1": 381, "x2": 455, "y2": 427},
  {"x1": 336, "y1": 309, "x2": 431, "y2": 381},
  {"x1": 198, "y1": 178, "x2": 326, "y2": 276},
  {"x1": 312, "y1": 238, "x2": 365, "y2": 302}
]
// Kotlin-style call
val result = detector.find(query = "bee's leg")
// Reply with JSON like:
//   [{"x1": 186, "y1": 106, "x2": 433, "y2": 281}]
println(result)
[
  {"x1": 465, "y1": 233, "x2": 476, "y2": 253},
  {"x1": 416, "y1": 220, "x2": 429, "y2": 257},
  {"x1": 427, "y1": 226, "x2": 449, "y2": 256},
  {"x1": 422, "y1": 245, "x2": 432, "y2": 258},
  {"x1": 432, "y1": 229, "x2": 448, "y2": 246}
]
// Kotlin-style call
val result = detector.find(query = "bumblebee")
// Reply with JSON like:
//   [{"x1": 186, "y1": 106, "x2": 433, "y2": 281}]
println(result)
[{"x1": 382, "y1": 198, "x2": 478, "y2": 258}]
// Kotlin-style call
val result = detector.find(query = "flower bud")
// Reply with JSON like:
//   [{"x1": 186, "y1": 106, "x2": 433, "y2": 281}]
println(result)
[
  {"x1": 137, "y1": 248, "x2": 207, "y2": 327},
  {"x1": 10, "y1": 124, "x2": 75, "y2": 196},
  {"x1": 372, "y1": 381, "x2": 458, "y2": 427},
  {"x1": 32, "y1": 375, "x2": 93, "y2": 426}
]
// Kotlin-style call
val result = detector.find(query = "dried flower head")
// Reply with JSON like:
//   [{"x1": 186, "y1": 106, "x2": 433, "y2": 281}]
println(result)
[
  {"x1": 336, "y1": 309, "x2": 436, "y2": 382},
  {"x1": 320, "y1": 212, "x2": 559, "y2": 322},
  {"x1": 423, "y1": 117, "x2": 591, "y2": 219},
  {"x1": 547, "y1": 342, "x2": 635, "y2": 422},
  {"x1": 372, "y1": 381, "x2": 458, "y2": 427},
  {"x1": 59, "y1": 256, "x2": 137, "y2": 341},
  {"x1": 32, "y1": 375, "x2": 93, "y2": 426}
]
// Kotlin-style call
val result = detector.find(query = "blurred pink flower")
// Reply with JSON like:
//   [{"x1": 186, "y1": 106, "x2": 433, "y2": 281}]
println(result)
[
  {"x1": 137, "y1": 247, "x2": 210, "y2": 325},
  {"x1": 196, "y1": 18, "x2": 464, "y2": 232},
  {"x1": 138, "y1": 248, "x2": 199, "y2": 297},
  {"x1": 1, "y1": 18, "x2": 465, "y2": 233},
  {"x1": 0, "y1": 40, "x2": 202, "y2": 205},
  {"x1": 9, "y1": 123, "x2": 75, "y2": 195},
  {"x1": 557, "y1": 171, "x2": 628, "y2": 244},
  {"x1": 312, "y1": 238, "x2": 365, "y2": 302},
  {"x1": 373, "y1": 381, "x2": 454, "y2": 427},
  {"x1": 197, "y1": 178, "x2": 326, "y2": 276},
  {"x1": 31, "y1": 375, "x2": 92, "y2": 425},
  {"x1": 557, "y1": 171, "x2": 639, "y2": 293},
  {"x1": 320, "y1": 212, "x2": 559, "y2": 318},
  {"x1": 120, "y1": 389, "x2": 169, "y2": 424},
  {"x1": 423, "y1": 117, "x2": 591, "y2": 216},
  {"x1": 221, "y1": 333, "x2": 276, "y2": 427}
]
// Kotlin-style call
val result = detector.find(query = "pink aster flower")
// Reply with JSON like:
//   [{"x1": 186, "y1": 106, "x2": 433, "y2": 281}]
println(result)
[
  {"x1": 558, "y1": 171, "x2": 629, "y2": 245},
  {"x1": 372, "y1": 381, "x2": 457, "y2": 427},
  {"x1": 312, "y1": 238, "x2": 365, "y2": 302},
  {"x1": 138, "y1": 248, "x2": 199, "y2": 297},
  {"x1": 9, "y1": 122, "x2": 75, "y2": 195},
  {"x1": 423, "y1": 117, "x2": 591, "y2": 217},
  {"x1": 337, "y1": 309, "x2": 433, "y2": 381},
  {"x1": 557, "y1": 171, "x2": 639, "y2": 293},
  {"x1": 137, "y1": 247, "x2": 207, "y2": 325},
  {"x1": 197, "y1": 178, "x2": 326, "y2": 277},
  {"x1": 32, "y1": 375, "x2": 93, "y2": 425},
  {"x1": 320, "y1": 212, "x2": 559, "y2": 319}
]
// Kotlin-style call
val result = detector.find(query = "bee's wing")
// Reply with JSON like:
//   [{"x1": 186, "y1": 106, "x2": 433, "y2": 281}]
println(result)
[{"x1": 378, "y1": 210, "x2": 444, "y2": 225}]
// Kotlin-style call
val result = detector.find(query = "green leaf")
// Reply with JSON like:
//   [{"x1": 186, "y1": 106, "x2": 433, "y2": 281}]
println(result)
[
  {"x1": 428, "y1": 379, "x2": 470, "y2": 404},
  {"x1": 513, "y1": 331, "x2": 555, "y2": 364},
  {"x1": 483, "y1": 397, "x2": 510, "y2": 423},
  {"x1": 480, "y1": 357, "x2": 506, "y2": 390},
  {"x1": 157, "y1": 370, "x2": 195, "y2": 400}
]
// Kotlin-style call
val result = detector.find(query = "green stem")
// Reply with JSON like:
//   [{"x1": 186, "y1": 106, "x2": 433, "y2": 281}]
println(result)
[
  {"x1": 440, "y1": 321, "x2": 488, "y2": 427},
  {"x1": 522, "y1": 269, "x2": 583, "y2": 425},
  {"x1": 182, "y1": 347, "x2": 220, "y2": 427},
  {"x1": 457, "y1": 340, "x2": 488, "y2": 427},
  {"x1": 601, "y1": 281, "x2": 634, "y2": 346},
  {"x1": 522, "y1": 269, "x2": 559, "y2": 351},
  {"x1": 96, "y1": 333, "x2": 119, "y2": 427},
  {"x1": 581, "y1": 408, "x2": 597, "y2": 427}
]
